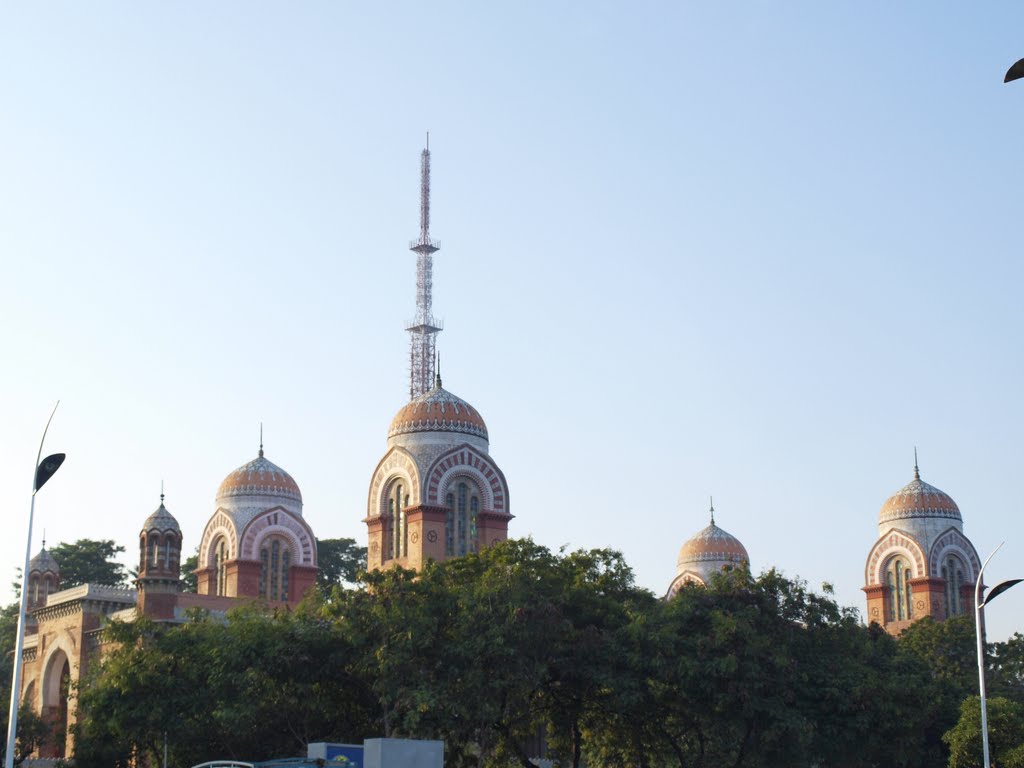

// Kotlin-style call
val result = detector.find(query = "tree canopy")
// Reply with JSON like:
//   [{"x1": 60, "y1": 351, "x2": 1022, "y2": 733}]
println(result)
[
  {"x1": 48, "y1": 539, "x2": 128, "y2": 588},
  {"x1": 64, "y1": 540, "x2": 1024, "y2": 768},
  {"x1": 315, "y1": 537, "x2": 367, "y2": 591}
]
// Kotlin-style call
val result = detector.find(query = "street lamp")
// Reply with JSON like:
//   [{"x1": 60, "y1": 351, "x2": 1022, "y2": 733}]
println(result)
[
  {"x1": 4, "y1": 403, "x2": 65, "y2": 768},
  {"x1": 1005, "y1": 58, "x2": 1024, "y2": 83},
  {"x1": 974, "y1": 542, "x2": 1023, "y2": 768}
]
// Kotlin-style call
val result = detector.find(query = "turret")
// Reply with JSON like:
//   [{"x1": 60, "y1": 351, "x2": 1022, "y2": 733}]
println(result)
[
  {"x1": 27, "y1": 545, "x2": 60, "y2": 611},
  {"x1": 136, "y1": 490, "x2": 183, "y2": 619}
]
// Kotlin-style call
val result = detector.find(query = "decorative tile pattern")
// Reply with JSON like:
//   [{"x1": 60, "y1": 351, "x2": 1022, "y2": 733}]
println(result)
[
  {"x1": 388, "y1": 385, "x2": 489, "y2": 441},
  {"x1": 217, "y1": 455, "x2": 302, "y2": 504},
  {"x1": 141, "y1": 502, "x2": 181, "y2": 533},
  {"x1": 878, "y1": 475, "x2": 961, "y2": 525}
]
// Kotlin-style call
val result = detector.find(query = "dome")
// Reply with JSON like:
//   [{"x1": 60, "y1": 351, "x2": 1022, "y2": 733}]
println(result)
[
  {"x1": 677, "y1": 521, "x2": 749, "y2": 570},
  {"x1": 217, "y1": 451, "x2": 302, "y2": 505},
  {"x1": 388, "y1": 378, "x2": 488, "y2": 443},
  {"x1": 878, "y1": 466, "x2": 961, "y2": 528},
  {"x1": 29, "y1": 548, "x2": 59, "y2": 574},
  {"x1": 142, "y1": 496, "x2": 181, "y2": 533}
]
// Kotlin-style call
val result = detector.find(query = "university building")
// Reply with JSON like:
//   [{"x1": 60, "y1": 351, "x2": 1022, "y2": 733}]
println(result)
[
  {"x1": 16, "y1": 145, "x2": 982, "y2": 760},
  {"x1": 17, "y1": 143, "x2": 512, "y2": 760}
]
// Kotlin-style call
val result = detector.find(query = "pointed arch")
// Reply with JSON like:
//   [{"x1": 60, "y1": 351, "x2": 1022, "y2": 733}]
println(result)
[
  {"x1": 238, "y1": 506, "x2": 317, "y2": 567},
  {"x1": 424, "y1": 444, "x2": 509, "y2": 514},
  {"x1": 928, "y1": 527, "x2": 981, "y2": 582},
  {"x1": 666, "y1": 570, "x2": 707, "y2": 597},
  {"x1": 367, "y1": 446, "x2": 422, "y2": 518},
  {"x1": 198, "y1": 510, "x2": 239, "y2": 569},
  {"x1": 865, "y1": 529, "x2": 927, "y2": 586}
]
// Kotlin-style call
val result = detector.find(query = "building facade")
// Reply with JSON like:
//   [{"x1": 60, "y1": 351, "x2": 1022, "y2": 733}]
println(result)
[
  {"x1": 18, "y1": 447, "x2": 317, "y2": 759},
  {"x1": 16, "y1": 145, "x2": 511, "y2": 760},
  {"x1": 863, "y1": 460, "x2": 981, "y2": 635},
  {"x1": 365, "y1": 372, "x2": 512, "y2": 571}
]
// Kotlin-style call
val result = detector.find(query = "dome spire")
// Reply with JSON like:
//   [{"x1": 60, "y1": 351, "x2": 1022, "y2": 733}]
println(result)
[
  {"x1": 259, "y1": 422, "x2": 264, "y2": 458},
  {"x1": 435, "y1": 351, "x2": 442, "y2": 388},
  {"x1": 160, "y1": 479, "x2": 165, "y2": 506},
  {"x1": 914, "y1": 446, "x2": 920, "y2": 480},
  {"x1": 709, "y1": 496, "x2": 715, "y2": 525}
]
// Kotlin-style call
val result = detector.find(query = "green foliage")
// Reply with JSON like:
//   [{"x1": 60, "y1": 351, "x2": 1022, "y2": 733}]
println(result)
[
  {"x1": 48, "y1": 539, "x2": 127, "y2": 588},
  {"x1": 992, "y1": 633, "x2": 1024, "y2": 704},
  {"x1": 12, "y1": 704, "x2": 50, "y2": 766},
  {"x1": 315, "y1": 538, "x2": 367, "y2": 591},
  {"x1": 72, "y1": 604, "x2": 376, "y2": 768},
  {"x1": 897, "y1": 616, "x2": 978, "y2": 701},
  {"x1": 944, "y1": 696, "x2": 1024, "y2": 768},
  {"x1": 181, "y1": 549, "x2": 199, "y2": 593},
  {"x1": 67, "y1": 540, "x2": 1015, "y2": 768}
]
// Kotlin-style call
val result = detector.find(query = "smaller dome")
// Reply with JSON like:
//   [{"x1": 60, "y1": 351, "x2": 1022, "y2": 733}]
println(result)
[
  {"x1": 389, "y1": 378, "x2": 488, "y2": 442},
  {"x1": 142, "y1": 497, "x2": 181, "y2": 533},
  {"x1": 217, "y1": 451, "x2": 302, "y2": 504},
  {"x1": 29, "y1": 548, "x2": 59, "y2": 574},
  {"x1": 677, "y1": 521, "x2": 749, "y2": 569},
  {"x1": 879, "y1": 465, "x2": 961, "y2": 527}
]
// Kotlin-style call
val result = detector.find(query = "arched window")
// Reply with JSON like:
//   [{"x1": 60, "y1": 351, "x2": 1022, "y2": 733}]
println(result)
[
  {"x1": 944, "y1": 556, "x2": 965, "y2": 616},
  {"x1": 390, "y1": 483, "x2": 407, "y2": 559},
  {"x1": 259, "y1": 536, "x2": 292, "y2": 601},
  {"x1": 470, "y1": 496, "x2": 479, "y2": 553},
  {"x1": 139, "y1": 535, "x2": 147, "y2": 572},
  {"x1": 886, "y1": 557, "x2": 913, "y2": 621},
  {"x1": 384, "y1": 496, "x2": 395, "y2": 562},
  {"x1": 446, "y1": 492, "x2": 455, "y2": 556},
  {"x1": 164, "y1": 538, "x2": 172, "y2": 570},
  {"x1": 213, "y1": 538, "x2": 228, "y2": 597},
  {"x1": 447, "y1": 481, "x2": 481, "y2": 557},
  {"x1": 151, "y1": 534, "x2": 161, "y2": 569}
]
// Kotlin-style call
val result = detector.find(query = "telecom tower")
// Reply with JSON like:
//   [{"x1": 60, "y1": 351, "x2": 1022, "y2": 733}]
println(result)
[{"x1": 406, "y1": 139, "x2": 442, "y2": 400}]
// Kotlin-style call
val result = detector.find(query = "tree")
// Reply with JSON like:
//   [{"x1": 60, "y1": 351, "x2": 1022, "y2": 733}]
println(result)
[
  {"x1": 181, "y1": 549, "x2": 198, "y2": 593},
  {"x1": 898, "y1": 616, "x2": 978, "y2": 702},
  {"x1": 316, "y1": 538, "x2": 366, "y2": 591},
  {"x1": 991, "y1": 632, "x2": 1024, "y2": 704},
  {"x1": 944, "y1": 696, "x2": 1024, "y2": 768},
  {"x1": 48, "y1": 539, "x2": 127, "y2": 588},
  {"x1": 73, "y1": 604, "x2": 376, "y2": 768}
]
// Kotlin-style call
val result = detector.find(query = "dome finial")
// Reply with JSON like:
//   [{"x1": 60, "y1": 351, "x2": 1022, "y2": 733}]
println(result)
[
  {"x1": 435, "y1": 351, "x2": 442, "y2": 389},
  {"x1": 160, "y1": 479, "x2": 165, "y2": 505},
  {"x1": 913, "y1": 446, "x2": 920, "y2": 480},
  {"x1": 709, "y1": 496, "x2": 715, "y2": 525},
  {"x1": 259, "y1": 422, "x2": 264, "y2": 458},
  {"x1": 41, "y1": 529, "x2": 46, "y2": 551}
]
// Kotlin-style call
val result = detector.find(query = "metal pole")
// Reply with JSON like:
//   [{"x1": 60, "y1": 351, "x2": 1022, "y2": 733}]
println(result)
[
  {"x1": 975, "y1": 542, "x2": 1004, "y2": 768},
  {"x1": 4, "y1": 402, "x2": 59, "y2": 768}
]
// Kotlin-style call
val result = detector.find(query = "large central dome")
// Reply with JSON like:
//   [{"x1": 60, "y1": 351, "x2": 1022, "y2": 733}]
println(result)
[
  {"x1": 217, "y1": 452, "x2": 302, "y2": 505},
  {"x1": 878, "y1": 467, "x2": 961, "y2": 528},
  {"x1": 388, "y1": 378, "x2": 488, "y2": 443}
]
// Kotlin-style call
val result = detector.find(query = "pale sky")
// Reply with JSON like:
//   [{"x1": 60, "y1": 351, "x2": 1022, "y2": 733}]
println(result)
[{"x1": 2, "y1": 3, "x2": 1023, "y2": 640}]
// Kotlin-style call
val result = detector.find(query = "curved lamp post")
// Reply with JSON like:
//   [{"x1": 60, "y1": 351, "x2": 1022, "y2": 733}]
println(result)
[
  {"x1": 4, "y1": 403, "x2": 64, "y2": 768},
  {"x1": 1006, "y1": 58, "x2": 1024, "y2": 83},
  {"x1": 974, "y1": 542, "x2": 1023, "y2": 768}
]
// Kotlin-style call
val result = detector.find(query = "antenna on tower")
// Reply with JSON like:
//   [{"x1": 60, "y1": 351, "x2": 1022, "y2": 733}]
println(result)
[{"x1": 405, "y1": 139, "x2": 443, "y2": 399}]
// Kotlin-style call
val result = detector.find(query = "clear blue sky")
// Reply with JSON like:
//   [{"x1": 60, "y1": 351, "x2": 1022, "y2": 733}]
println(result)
[{"x1": 2, "y1": 3, "x2": 1023, "y2": 639}]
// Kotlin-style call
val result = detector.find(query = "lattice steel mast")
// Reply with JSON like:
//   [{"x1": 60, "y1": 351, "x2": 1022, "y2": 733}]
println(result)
[{"x1": 406, "y1": 137, "x2": 442, "y2": 400}]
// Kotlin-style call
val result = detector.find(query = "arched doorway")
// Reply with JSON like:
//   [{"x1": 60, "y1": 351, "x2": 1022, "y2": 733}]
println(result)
[{"x1": 41, "y1": 649, "x2": 71, "y2": 758}]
